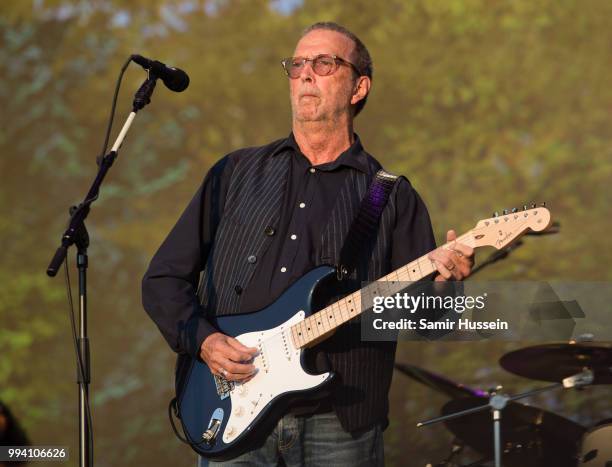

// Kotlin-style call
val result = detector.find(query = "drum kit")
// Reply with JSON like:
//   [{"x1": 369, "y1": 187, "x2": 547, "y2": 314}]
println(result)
[{"x1": 395, "y1": 340, "x2": 612, "y2": 467}]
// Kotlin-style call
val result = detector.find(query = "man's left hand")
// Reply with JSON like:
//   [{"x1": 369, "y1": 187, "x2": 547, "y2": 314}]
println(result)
[{"x1": 429, "y1": 230, "x2": 474, "y2": 281}]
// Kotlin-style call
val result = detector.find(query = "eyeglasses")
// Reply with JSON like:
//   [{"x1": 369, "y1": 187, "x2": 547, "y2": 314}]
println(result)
[{"x1": 281, "y1": 54, "x2": 361, "y2": 79}]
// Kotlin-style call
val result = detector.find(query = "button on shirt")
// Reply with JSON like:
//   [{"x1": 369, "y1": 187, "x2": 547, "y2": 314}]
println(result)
[{"x1": 252, "y1": 133, "x2": 379, "y2": 311}]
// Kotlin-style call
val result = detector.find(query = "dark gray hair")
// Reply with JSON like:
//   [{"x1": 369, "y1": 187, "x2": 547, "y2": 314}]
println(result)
[{"x1": 301, "y1": 22, "x2": 373, "y2": 116}]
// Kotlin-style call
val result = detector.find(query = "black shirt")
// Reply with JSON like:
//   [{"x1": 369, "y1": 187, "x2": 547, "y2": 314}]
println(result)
[{"x1": 142, "y1": 133, "x2": 436, "y2": 358}]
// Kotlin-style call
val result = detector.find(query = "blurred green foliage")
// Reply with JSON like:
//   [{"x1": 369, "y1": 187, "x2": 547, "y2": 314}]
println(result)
[{"x1": 1, "y1": 0, "x2": 611, "y2": 465}]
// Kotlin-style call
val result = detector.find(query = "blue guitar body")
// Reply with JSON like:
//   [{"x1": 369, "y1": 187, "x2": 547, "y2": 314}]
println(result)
[{"x1": 176, "y1": 266, "x2": 337, "y2": 460}]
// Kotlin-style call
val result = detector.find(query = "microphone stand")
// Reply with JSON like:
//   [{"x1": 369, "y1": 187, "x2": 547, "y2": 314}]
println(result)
[
  {"x1": 417, "y1": 370, "x2": 592, "y2": 467},
  {"x1": 425, "y1": 220, "x2": 562, "y2": 466},
  {"x1": 46, "y1": 72, "x2": 159, "y2": 467}
]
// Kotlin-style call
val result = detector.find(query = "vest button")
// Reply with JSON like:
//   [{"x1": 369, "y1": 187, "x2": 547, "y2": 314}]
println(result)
[
  {"x1": 247, "y1": 255, "x2": 257, "y2": 264},
  {"x1": 264, "y1": 226, "x2": 275, "y2": 236},
  {"x1": 234, "y1": 285, "x2": 243, "y2": 295}
]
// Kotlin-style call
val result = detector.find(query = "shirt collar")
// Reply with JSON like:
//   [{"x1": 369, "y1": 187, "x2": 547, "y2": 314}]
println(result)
[{"x1": 271, "y1": 132, "x2": 370, "y2": 174}]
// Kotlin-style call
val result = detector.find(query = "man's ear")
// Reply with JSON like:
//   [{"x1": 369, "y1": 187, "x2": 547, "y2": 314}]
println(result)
[{"x1": 351, "y1": 75, "x2": 371, "y2": 106}]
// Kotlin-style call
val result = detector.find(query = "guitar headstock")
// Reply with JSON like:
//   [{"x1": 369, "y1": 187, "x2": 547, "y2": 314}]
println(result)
[{"x1": 471, "y1": 204, "x2": 552, "y2": 249}]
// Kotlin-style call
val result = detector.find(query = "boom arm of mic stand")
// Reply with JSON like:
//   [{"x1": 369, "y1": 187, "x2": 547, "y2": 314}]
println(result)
[
  {"x1": 46, "y1": 152, "x2": 115, "y2": 276},
  {"x1": 46, "y1": 75, "x2": 156, "y2": 277}
]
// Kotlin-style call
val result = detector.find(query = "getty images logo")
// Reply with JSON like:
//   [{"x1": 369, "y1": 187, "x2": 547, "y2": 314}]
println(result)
[{"x1": 372, "y1": 292, "x2": 488, "y2": 314}]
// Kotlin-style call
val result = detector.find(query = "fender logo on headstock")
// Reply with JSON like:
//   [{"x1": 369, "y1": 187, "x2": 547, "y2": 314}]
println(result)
[{"x1": 496, "y1": 232, "x2": 513, "y2": 247}]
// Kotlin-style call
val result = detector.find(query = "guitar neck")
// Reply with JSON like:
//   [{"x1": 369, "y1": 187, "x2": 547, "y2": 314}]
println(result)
[{"x1": 290, "y1": 231, "x2": 477, "y2": 349}]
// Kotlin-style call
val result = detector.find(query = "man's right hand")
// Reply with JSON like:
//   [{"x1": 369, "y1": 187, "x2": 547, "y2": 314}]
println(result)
[{"x1": 200, "y1": 332, "x2": 258, "y2": 382}]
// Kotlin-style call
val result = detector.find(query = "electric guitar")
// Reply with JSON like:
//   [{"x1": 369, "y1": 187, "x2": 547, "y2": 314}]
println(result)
[{"x1": 175, "y1": 205, "x2": 552, "y2": 460}]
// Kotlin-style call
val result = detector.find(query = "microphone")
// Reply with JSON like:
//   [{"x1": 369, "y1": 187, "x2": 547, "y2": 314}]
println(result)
[{"x1": 131, "y1": 54, "x2": 190, "y2": 92}]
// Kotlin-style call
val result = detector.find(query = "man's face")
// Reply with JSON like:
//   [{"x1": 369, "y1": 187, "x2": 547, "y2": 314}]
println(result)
[{"x1": 289, "y1": 29, "x2": 357, "y2": 123}]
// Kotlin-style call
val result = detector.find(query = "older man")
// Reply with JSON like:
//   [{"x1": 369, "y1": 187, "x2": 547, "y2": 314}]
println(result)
[{"x1": 142, "y1": 22, "x2": 473, "y2": 467}]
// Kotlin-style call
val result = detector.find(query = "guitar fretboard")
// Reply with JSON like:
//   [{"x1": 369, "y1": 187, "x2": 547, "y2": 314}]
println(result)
[{"x1": 289, "y1": 232, "x2": 476, "y2": 348}]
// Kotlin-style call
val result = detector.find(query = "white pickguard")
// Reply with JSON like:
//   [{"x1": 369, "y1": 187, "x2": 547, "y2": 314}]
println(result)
[{"x1": 221, "y1": 311, "x2": 330, "y2": 444}]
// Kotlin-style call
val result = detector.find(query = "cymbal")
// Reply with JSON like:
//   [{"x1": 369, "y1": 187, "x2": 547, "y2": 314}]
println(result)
[
  {"x1": 394, "y1": 362, "x2": 486, "y2": 399},
  {"x1": 500, "y1": 342, "x2": 612, "y2": 384},
  {"x1": 442, "y1": 397, "x2": 585, "y2": 467}
]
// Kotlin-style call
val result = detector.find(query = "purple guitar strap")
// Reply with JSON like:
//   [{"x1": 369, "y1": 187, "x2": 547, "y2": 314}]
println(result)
[{"x1": 337, "y1": 169, "x2": 399, "y2": 280}]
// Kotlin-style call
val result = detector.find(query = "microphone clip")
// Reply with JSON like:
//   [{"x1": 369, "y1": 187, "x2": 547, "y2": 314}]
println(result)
[{"x1": 132, "y1": 76, "x2": 157, "y2": 112}]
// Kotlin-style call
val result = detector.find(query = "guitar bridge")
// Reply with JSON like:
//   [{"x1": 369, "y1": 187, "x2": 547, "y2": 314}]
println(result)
[{"x1": 214, "y1": 374, "x2": 235, "y2": 400}]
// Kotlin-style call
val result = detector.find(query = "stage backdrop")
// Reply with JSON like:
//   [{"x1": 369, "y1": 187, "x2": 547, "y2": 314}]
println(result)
[{"x1": 1, "y1": 1, "x2": 611, "y2": 465}]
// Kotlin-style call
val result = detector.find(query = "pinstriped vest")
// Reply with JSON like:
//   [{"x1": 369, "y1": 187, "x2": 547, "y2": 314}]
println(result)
[{"x1": 198, "y1": 139, "x2": 399, "y2": 432}]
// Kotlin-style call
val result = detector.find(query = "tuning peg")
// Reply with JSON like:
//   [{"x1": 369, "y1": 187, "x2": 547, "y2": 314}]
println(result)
[
  {"x1": 540, "y1": 202, "x2": 546, "y2": 207},
  {"x1": 493, "y1": 211, "x2": 499, "y2": 217},
  {"x1": 523, "y1": 205, "x2": 528, "y2": 211},
  {"x1": 511, "y1": 207, "x2": 518, "y2": 213},
  {"x1": 531, "y1": 203, "x2": 536, "y2": 208},
  {"x1": 502, "y1": 209, "x2": 509, "y2": 215}
]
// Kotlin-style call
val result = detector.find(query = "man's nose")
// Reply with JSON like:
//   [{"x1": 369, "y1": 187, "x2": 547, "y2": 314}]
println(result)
[{"x1": 299, "y1": 60, "x2": 315, "y2": 81}]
